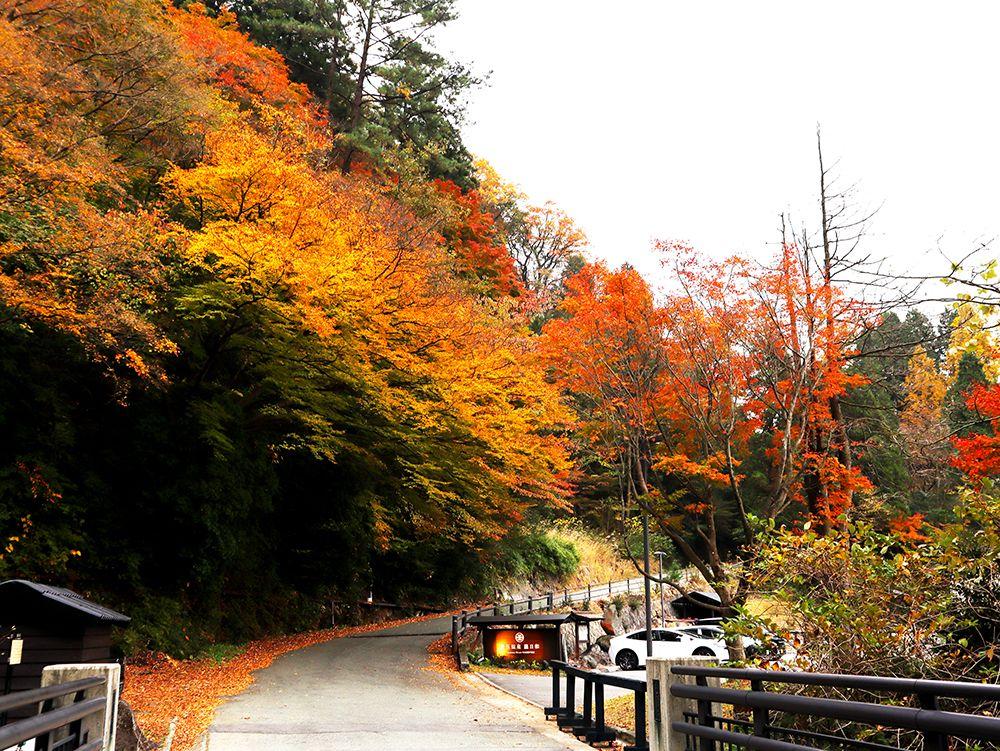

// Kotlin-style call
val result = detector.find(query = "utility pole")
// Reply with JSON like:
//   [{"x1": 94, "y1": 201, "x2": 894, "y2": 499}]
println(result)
[
  {"x1": 653, "y1": 551, "x2": 668, "y2": 624},
  {"x1": 643, "y1": 514, "x2": 653, "y2": 659}
]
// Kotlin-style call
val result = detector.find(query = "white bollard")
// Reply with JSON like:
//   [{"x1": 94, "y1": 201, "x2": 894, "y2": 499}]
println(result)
[
  {"x1": 646, "y1": 656, "x2": 719, "y2": 751},
  {"x1": 41, "y1": 663, "x2": 121, "y2": 751}
]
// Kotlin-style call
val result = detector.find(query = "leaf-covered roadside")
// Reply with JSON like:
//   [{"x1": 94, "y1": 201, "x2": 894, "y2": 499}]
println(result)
[{"x1": 124, "y1": 613, "x2": 447, "y2": 751}]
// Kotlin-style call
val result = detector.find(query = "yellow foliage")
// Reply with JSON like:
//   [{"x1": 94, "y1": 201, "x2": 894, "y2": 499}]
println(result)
[
  {"x1": 901, "y1": 345, "x2": 948, "y2": 436},
  {"x1": 167, "y1": 108, "x2": 573, "y2": 538},
  {"x1": 945, "y1": 302, "x2": 1000, "y2": 382}
]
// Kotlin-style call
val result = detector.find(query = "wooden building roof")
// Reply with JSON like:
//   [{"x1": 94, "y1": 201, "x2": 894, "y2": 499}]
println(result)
[{"x1": 0, "y1": 580, "x2": 130, "y2": 624}]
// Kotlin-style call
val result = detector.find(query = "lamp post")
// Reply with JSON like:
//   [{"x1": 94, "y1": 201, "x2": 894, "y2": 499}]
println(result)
[
  {"x1": 653, "y1": 550, "x2": 668, "y2": 624},
  {"x1": 643, "y1": 514, "x2": 653, "y2": 659}
]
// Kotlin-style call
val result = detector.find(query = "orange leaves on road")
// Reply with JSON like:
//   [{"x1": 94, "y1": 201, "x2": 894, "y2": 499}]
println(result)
[{"x1": 125, "y1": 614, "x2": 447, "y2": 751}]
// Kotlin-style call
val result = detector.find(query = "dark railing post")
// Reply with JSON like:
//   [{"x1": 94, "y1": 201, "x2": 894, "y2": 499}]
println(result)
[
  {"x1": 589, "y1": 681, "x2": 609, "y2": 741},
  {"x1": 609, "y1": 580, "x2": 613, "y2": 596},
  {"x1": 587, "y1": 583, "x2": 592, "y2": 601},
  {"x1": 451, "y1": 615, "x2": 459, "y2": 655},
  {"x1": 918, "y1": 692, "x2": 948, "y2": 751},
  {"x1": 545, "y1": 663, "x2": 562, "y2": 716},
  {"x1": 695, "y1": 675, "x2": 715, "y2": 751},
  {"x1": 750, "y1": 679, "x2": 770, "y2": 738},
  {"x1": 461, "y1": 609, "x2": 467, "y2": 629},
  {"x1": 582, "y1": 676, "x2": 593, "y2": 729},
  {"x1": 67, "y1": 689, "x2": 85, "y2": 750},
  {"x1": 35, "y1": 698, "x2": 54, "y2": 751},
  {"x1": 564, "y1": 587, "x2": 569, "y2": 605},
  {"x1": 566, "y1": 672, "x2": 576, "y2": 719},
  {"x1": 632, "y1": 687, "x2": 647, "y2": 751},
  {"x1": 528, "y1": 595, "x2": 533, "y2": 611},
  {"x1": 548, "y1": 591, "x2": 554, "y2": 608},
  {"x1": 652, "y1": 678, "x2": 661, "y2": 726}
]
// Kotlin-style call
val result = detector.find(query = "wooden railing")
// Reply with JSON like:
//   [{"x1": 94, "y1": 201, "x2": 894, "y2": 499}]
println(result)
[
  {"x1": 666, "y1": 665, "x2": 1000, "y2": 751},
  {"x1": 547, "y1": 659, "x2": 648, "y2": 751},
  {"x1": 0, "y1": 676, "x2": 107, "y2": 751}
]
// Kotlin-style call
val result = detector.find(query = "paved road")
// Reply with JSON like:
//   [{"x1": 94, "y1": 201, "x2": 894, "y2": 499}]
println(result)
[{"x1": 207, "y1": 616, "x2": 590, "y2": 751}]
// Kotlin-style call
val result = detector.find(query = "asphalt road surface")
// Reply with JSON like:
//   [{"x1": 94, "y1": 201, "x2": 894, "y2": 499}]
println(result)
[
  {"x1": 207, "y1": 615, "x2": 590, "y2": 751},
  {"x1": 480, "y1": 669, "x2": 645, "y2": 709}
]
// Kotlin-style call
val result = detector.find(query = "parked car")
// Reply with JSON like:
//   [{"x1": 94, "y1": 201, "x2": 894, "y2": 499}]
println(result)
[{"x1": 609, "y1": 627, "x2": 734, "y2": 670}]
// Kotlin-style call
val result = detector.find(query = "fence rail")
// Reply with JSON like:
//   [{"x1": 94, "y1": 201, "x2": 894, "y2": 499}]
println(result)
[
  {"x1": 547, "y1": 660, "x2": 648, "y2": 751},
  {"x1": 0, "y1": 676, "x2": 106, "y2": 751},
  {"x1": 667, "y1": 665, "x2": 1000, "y2": 751},
  {"x1": 450, "y1": 575, "x2": 646, "y2": 653}
]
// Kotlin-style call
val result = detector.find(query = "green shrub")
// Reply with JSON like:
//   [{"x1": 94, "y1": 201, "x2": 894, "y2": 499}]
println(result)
[
  {"x1": 116, "y1": 596, "x2": 208, "y2": 659},
  {"x1": 502, "y1": 530, "x2": 581, "y2": 584}
]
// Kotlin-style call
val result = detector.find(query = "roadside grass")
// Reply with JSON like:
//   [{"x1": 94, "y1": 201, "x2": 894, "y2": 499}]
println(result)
[
  {"x1": 469, "y1": 663, "x2": 549, "y2": 676},
  {"x1": 544, "y1": 523, "x2": 633, "y2": 589},
  {"x1": 744, "y1": 594, "x2": 796, "y2": 629},
  {"x1": 125, "y1": 612, "x2": 448, "y2": 751},
  {"x1": 195, "y1": 642, "x2": 245, "y2": 665}
]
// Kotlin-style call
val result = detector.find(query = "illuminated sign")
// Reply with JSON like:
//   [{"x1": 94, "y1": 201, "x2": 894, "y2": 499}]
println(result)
[
  {"x1": 483, "y1": 628, "x2": 559, "y2": 662},
  {"x1": 8, "y1": 638, "x2": 22, "y2": 665}
]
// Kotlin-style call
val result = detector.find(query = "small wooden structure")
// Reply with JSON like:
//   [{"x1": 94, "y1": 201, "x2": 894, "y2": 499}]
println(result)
[
  {"x1": 467, "y1": 611, "x2": 603, "y2": 662},
  {"x1": 669, "y1": 590, "x2": 722, "y2": 620},
  {"x1": 0, "y1": 579, "x2": 129, "y2": 718}
]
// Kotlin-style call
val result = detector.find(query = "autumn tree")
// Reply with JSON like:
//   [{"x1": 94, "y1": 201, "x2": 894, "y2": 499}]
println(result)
[
  {"x1": 945, "y1": 301, "x2": 1000, "y2": 382},
  {"x1": 208, "y1": 0, "x2": 476, "y2": 180},
  {"x1": 899, "y1": 346, "x2": 954, "y2": 502},
  {"x1": 1, "y1": 0, "x2": 570, "y2": 651},
  {"x1": 952, "y1": 386, "x2": 1000, "y2": 479},
  {"x1": 476, "y1": 161, "x2": 587, "y2": 317},
  {"x1": 0, "y1": 0, "x2": 214, "y2": 378},
  {"x1": 541, "y1": 240, "x2": 869, "y2": 638}
]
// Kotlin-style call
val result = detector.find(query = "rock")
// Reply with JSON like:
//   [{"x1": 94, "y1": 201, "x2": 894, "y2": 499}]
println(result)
[{"x1": 116, "y1": 699, "x2": 156, "y2": 751}]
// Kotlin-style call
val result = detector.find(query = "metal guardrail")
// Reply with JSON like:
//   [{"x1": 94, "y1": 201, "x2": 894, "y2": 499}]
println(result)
[
  {"x1": 668, "y1": 665, "x2": 1000, "y2": 751},
  {"x1": 0, "y1": 676, "x2": 106, "y2": 751},
  {"x1": 546, "y1": 660, "x2": 648, "y2": 751},
  {"x1": 450, "y1": 575, "x2": 646, "y2": 653}
]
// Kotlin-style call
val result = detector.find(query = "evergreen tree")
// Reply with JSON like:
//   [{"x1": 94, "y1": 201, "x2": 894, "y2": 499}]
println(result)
[
  {"x1": 197, "y1": 0, "x2": 478, "y2": 184},
  {"x1": 946, "y1": 351, "x2": 991, "y2": 437}
]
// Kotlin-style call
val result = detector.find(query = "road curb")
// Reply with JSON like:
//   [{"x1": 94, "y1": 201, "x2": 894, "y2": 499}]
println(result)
[{"x1": 470, "y1": 671, "x2": 545, "y2": 709}]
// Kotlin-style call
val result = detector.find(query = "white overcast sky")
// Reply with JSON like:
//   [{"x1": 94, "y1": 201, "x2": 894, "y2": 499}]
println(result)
[{"x1": 437, "y1": 1, "x2": 1000, "y2": 284}]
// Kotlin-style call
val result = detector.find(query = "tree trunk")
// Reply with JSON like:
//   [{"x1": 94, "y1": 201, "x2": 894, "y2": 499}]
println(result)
[{"x1": 341, "y1": 0, "x2": 376, "y2": 173}]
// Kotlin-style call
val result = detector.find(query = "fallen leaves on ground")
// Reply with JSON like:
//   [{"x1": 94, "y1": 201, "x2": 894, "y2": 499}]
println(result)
[
  {"x1": 124, "y1": 612, "x2": 446, "y2": 751},
  {"x1": 603, "y1": 693, "x2": 636, "y2": 732},
  {"x1": 426, "y1": 634, "x2": 458, "y2": 675}
]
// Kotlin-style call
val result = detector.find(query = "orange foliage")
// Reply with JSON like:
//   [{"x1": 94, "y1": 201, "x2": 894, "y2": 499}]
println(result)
[
  {"x1": 0, "y1": 0, "x2": 211, "y2": 377},
  {"x1": 953, "y1": 384, "x2": 1000, "y2": 478},
  {"x1": 542, "y1": 241, "x2": 871, "y2": 541},
  {"x1": 889, "y1": 512, "x2": 931, "y2": 543},
  {"x1": 433, "y1": 179, "x2": 521, "y2": 296},
  {"x1": 170, "y1": 2, "x2": 324, "y2": 128},
  {"x1": 3, "y1": 0, "x2": 570, "y2": 561}
]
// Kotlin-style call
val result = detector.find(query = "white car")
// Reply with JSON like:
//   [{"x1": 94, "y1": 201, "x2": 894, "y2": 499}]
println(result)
[{"x1": 608, "y1": 626, "x2": 739, "y2": 670}]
